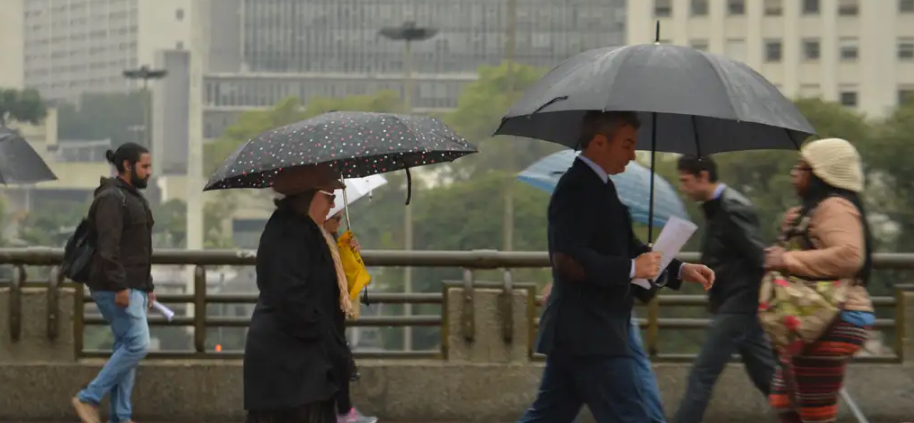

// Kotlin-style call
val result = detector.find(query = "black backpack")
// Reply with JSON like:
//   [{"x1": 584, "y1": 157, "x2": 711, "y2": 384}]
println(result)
[{"x1": 61, "y1": 189, "x2": 127, "y2": 283}]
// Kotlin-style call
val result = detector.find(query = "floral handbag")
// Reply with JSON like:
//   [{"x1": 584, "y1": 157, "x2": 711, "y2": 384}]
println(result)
[{"x1": 757, "y1": 213, "x2": 850, "y2": 357}]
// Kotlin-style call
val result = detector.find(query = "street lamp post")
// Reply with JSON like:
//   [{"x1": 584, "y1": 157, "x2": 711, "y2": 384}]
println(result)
[
  {"x1": 503, "y1": 0, "x2": 517, "y2": 253},
  {"x1": 379, "y1": 21, "x2": 437, "y2": 352},
  {"x1": 122, "y1": 66, "x2": 167, "y2": 148}
]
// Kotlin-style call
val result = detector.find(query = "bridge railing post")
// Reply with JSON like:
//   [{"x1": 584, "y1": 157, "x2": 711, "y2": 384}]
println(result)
[
  {"x1": 0, "y1": 264, "x2": 77, "y2": 364},
  {"x1": 441, "y1": 251, "x2": 538, "y2": 363},
  {"x1": 896, "y1": 284, "x2": 914, "y2": 366}
]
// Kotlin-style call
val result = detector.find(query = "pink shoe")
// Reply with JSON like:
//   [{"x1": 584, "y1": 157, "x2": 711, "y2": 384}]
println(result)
[{"x1": 337, "y1": 407, "x2": 378, "y2": 423}]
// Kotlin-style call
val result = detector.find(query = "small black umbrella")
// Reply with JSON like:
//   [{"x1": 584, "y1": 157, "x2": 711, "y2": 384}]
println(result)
[
  {"x1": 0, "y1": 127, "x2": 58, "y2": 185},
  {"x1": 494, "y1": 36, "x2": 815, "y2": 241},
  {"x1": 204, "y1": 111, "x2": 477, "y2": 204}
]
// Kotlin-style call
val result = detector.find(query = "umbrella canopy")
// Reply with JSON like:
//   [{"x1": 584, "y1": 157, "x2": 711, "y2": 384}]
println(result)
[
  {"x1": 326, "y1": 174, "x2": 388, "y2": 220},
  {"x1": 0, "y1": 127, "x2": 57, "y2": 185},
  {"x1": 204, "y1": 111, "x2": 477, "y2": 193},
  {"x1": 518, "y1": 151, "x2": 688, "y2": 227},
  {"x1": 494, "y1": 43, "x2": 816, "y2": 154}
]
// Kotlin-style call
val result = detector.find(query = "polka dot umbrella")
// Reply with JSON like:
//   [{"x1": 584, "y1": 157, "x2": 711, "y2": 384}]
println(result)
[{"x1": 204, "y1": 111, "x2": 478, "y2": 203}]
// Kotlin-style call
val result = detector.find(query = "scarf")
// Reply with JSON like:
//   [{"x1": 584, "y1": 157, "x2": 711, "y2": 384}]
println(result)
[{"x1": 318, "y1": 225, "x2": 353, "y2": 318}]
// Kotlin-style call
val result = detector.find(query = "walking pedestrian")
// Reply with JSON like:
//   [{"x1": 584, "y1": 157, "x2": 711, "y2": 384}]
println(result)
[
  {"x1": 671, "y1": 156, "x2": 776, "y2": 423},
  {"x1": 765, "y1": 138, "x2": 875, "y2": 423},
  {"x1": 518, "y1": 111, "x2": 715, "y2": 423},
  {"x1": 71, "y1": 142, "x2": 155, "y2": 423},
  {"x1": 243, "y1": 165, "x2": 356, "y2": 423}
]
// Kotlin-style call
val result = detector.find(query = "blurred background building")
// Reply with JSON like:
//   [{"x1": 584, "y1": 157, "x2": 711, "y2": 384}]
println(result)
[{"x1": 627, "y1": 0, "x2": 914, "y2": 118}]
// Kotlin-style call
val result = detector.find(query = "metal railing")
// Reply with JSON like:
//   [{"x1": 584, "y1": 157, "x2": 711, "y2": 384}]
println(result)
[{"x1": 0, "y1": 248, "x2": 910, "y2": 363}]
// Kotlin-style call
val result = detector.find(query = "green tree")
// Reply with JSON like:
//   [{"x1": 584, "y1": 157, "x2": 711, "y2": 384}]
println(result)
[
  {"x1": 866, "y1": 100, "x2": 914, "y2": 252},
  {"x1": 0, "y1": 88, "x2": 47, "y2": 127},
  {"x1": 204, "y1": 91, "x2": 402, "y2": 175},
  {"x1": 150, "y1": 199, "x2": 187, "y2": 248},
  {"x1": 442, "y1": 62, "x2": 561, "y2": 181},
  {"x1": 862, "y1": 100, "x2": 914, "y2": 311},
  {"x1": 18, "y1": 200, "x2": 89, "y2": 247},
  {"x1": 57, "y1": 91, "x2": 147, "y2": 145},
  {"x1": 203, "y1": 193, "x2": 239, "y2": 248}
]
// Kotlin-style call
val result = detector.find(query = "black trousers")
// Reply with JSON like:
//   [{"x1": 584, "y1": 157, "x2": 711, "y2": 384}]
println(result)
[{"x1": 672, "y1": 313, "x2": 776, "y2": 423}]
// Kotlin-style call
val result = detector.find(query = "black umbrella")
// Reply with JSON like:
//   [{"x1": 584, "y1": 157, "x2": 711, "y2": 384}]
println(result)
[
  {"x1": 495, "y1": 44, "x2": 814, "y2": 154},
  {"x1": 494, "y1": 32, "x2": 815, "y2": 241},
  {"x1": 0, "y1": 127, "x2": 58, "y2": 185},
  {"x1": 204, "y1": 111, "x2": 477, "y2": 204}
]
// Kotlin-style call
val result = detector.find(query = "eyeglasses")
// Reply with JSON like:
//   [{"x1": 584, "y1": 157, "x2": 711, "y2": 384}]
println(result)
[
  {"x1": 318, "y1": 190, "x2": 336, "y2": 202},
  {"x1": 792, "y1": 164, "x2": 812, "y2": 172}
]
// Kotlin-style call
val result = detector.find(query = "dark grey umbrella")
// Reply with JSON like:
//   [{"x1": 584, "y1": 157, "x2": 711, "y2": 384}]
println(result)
[
  {"x1": 494, "y1": 43, "x2": 815, "y2": 155},
  {"x1": 495, "y1": 40, "x2": 815, "y2": 242},
  {"x1": 0, "y1": 127, "x2": 57, "y2": 185}
]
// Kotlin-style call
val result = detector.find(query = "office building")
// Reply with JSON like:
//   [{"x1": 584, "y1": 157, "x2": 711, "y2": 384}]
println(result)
[
  {"x1": 628, "y1": 0, "x2": 914, "y2": 118},
  {"x1": 200, "y1": 0, "x2": 628, "y2": 138},
  {"x1": 20, "y1": 0, "x2": 192, "y2": 103}
]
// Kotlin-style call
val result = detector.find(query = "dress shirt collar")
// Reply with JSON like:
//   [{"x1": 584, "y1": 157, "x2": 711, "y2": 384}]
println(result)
[{"x1": 576, "y1": 155, "x2": 609, "y2": 184}]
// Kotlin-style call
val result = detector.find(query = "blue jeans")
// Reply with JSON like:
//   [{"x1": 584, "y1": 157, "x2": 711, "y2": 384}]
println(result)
[
  {"x1": 628, "y1": 315, "x2": 665, "y2": 423},
  {"x1": 78, "y1": 289, "x2": 150, "y2": 423}
]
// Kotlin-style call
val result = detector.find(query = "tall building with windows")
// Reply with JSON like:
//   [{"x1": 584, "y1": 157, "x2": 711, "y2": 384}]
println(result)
[
  {"x1": 0, "y1": 0, "x2": 25, "y2": 89},
  {"x1": 20, "y1": 0, "x2": 192, "y2": 103},
  {"x1": 200, "y1": 0, "x2": 628, "y2": 138},
  {"x1": 628, "y1": 0, "x2": 914, "y2": 118}
]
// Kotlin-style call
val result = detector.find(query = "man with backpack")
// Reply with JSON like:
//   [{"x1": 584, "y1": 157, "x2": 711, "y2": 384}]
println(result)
[{"x1": 70, "y1": 142, "x2": 156, "y2": 423}]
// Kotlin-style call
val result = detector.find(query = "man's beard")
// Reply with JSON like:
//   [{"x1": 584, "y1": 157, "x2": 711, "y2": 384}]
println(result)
[{"x1": 132, "y1": 174, "x2": 149, "y2": 189}]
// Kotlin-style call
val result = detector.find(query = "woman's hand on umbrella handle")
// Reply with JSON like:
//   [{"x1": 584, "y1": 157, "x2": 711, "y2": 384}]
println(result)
[{"x1": 350, "y1": 237, "x2": 360, "y2": 254}]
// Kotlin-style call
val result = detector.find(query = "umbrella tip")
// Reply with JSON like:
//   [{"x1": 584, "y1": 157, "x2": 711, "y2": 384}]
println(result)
[{"x1": 654, "y1": 21, "x2": 661, "y2": 44}]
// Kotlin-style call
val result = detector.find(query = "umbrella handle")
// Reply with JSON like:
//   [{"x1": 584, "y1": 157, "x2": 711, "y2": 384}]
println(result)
[
  {"x1": 405, "y1": 167, "x2": 413, "y2": 206},
  {"x1": 341, "y1": 177, "x2": 352, "y2": 231}
]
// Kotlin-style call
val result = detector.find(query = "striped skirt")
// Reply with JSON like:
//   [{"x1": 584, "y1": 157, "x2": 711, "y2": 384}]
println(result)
[{"x1": 768, "y1": 320, "x2": 869, "y2": 423}]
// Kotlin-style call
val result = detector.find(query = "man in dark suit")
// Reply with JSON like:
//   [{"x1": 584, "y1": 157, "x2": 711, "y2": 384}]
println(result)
[{"x1": 518, "y1": 111, "x2": 715, "y2": 423}]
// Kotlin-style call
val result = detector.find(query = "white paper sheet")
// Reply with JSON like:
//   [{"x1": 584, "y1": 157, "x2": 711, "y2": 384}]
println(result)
[
  {"x1": 632, "y1": 216, "x2": 699, "y2": 289},
  {"x1": 151, "y1": 301, "x2": 176, "y2": 321}
]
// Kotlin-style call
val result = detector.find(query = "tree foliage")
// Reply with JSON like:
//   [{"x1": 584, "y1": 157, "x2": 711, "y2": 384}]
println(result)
[
  {"x1": 204, "y1": 91, "x2": 402, "y2": 175},
  {"x1": 0, "y1": 88, "x2": 47, "y2": 127},
  {"x1": 442, "y1": 62, "x2": 563, "y2": 181}
]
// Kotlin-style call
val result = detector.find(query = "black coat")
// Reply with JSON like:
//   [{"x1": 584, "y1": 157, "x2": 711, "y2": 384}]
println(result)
[
  {"x1": 88, "y1": 177, "x2": 155, "y2": 292},
  {"x1": 243, "y1": 205, "x2": 351, "y2": 412},
  {"x1": 535, "y1": 159, "x2": 683, "y2": 357},
  {"x1": 700, "y1": 187, "x2": 766, "y2": 314}
]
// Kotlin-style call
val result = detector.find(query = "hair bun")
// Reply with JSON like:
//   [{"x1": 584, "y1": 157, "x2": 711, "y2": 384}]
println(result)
[{"x1": 104, "y1": 149, "x2": 115, "y2": 163}]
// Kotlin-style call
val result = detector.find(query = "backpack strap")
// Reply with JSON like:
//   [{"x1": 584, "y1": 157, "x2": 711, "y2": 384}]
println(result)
[{"x1": 88, "y1": 187, "x2": 129, "y2": 235}]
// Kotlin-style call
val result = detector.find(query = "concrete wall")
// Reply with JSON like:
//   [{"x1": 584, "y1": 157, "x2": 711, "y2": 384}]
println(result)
[{"x1": 1, "y1": 285, "x2": 913, "y2": 422}]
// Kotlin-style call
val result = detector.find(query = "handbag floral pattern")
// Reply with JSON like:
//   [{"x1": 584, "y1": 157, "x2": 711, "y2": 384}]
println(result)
[{"x1": 757, "y1": 215, "x2": 848, "y2": 356}]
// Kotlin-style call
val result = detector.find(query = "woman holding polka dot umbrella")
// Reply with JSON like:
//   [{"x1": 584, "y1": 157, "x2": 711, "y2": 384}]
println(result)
[{"x1": 208, "y1": 111, "x2": 476, "y2": 423}]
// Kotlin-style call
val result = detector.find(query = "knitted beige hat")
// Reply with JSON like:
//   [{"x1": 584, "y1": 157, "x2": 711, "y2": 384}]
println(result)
[{"x1": 800, "y1": 138, "x2": 864, "y2": 193}]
